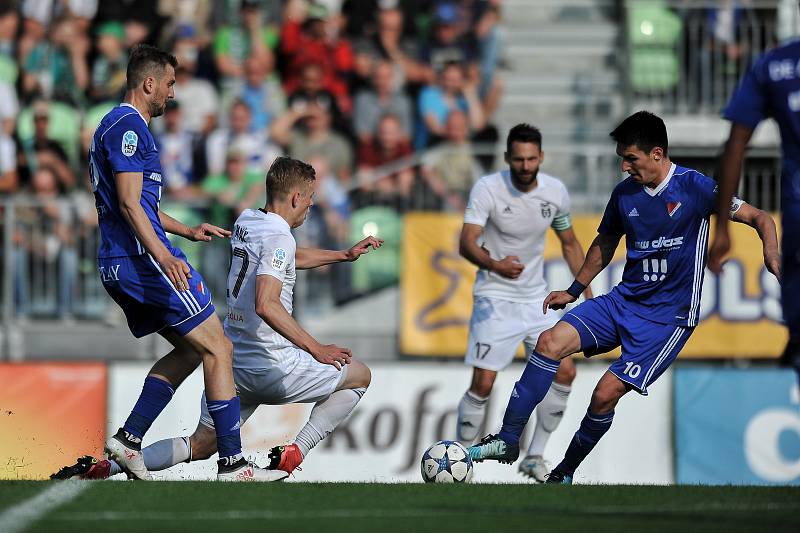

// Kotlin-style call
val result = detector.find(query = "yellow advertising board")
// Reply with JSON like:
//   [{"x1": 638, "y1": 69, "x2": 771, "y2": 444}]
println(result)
[{"x1": 400, "y1": 213, "x2": 786, "y2": 359}]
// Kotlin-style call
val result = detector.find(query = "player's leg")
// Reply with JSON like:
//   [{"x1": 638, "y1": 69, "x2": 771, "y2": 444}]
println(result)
[
  {"x1": 780, "y1": 229, "x2": 800, "y2": 383},
  {"x1": 469, "y1": 294, "x2": 620, "y2": 463},
  {"x1": 456, "y1": 368, "x2": 496, "y2": 443},
  {"x1": 520, "y1": 357, "x2": 576, "y2": 481},
  {"x1": 457, "y1": 297, "x2": 522, "y2": 443}
]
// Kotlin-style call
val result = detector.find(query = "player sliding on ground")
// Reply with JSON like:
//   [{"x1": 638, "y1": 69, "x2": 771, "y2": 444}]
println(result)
[
  {"x1": 467, "y1": 111, "x2": 781, "y2": 484},
  {"x1": 84, "y1": 43, "x2": 282, "y2": 481},
  {"x1": 53, "y1": 156, "x2": 379, "y2": 481}
]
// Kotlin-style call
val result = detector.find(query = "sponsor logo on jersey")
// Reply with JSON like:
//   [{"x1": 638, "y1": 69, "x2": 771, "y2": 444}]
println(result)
[
  {"x1": 122, "y1": 130, "x2": 138, "y2": 156},
  {"x1": 540, "y1": 202, "x2": 552, "y2": 218},
  {"x1": 628, "y1": 207, "x2": 639, "y2": 217},
  {"x1": 226, "y1": 311, "x2": 244, "y2": 322},
  {"x1": 148, "y1": 172, "x2": 162, "y2": 182},
  {"x1": 271, "y1": 248, "x2": 287, "y2": 270},
  {"x1": 667, "y1": 201, "x2": 682, "y2": 217},
  {"x1": 98, "y1": 264, "x2": 121, "y2": 282},
  {"x1": 634, "y1": 235, "x2": 684, "y2": 250},
  {"x1": 234, "y1": 224, "x2": 249, "y2": 243}
]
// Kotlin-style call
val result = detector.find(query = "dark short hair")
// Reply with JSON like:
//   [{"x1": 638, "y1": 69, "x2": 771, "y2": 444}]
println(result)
[
  {"x1": 506, "y1": 123, "x2": 542, "y2": 152},
  {"x1": 126, "y1": 44, "x2": 178, "y2": 90},
  {"x1": 609, "y1": 111, "x2": 668, "y2": 155},
  {"x1": 266, "y1": 156, "x2": 316, "y2": 202}
]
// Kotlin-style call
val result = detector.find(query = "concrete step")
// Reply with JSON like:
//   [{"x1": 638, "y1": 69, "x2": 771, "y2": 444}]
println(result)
[
  {"x1": 503, "y1": 74, "x2": 620, "y2": 95},
  {"x1": 504, "y1": 24, "x2": 619, "y2": 47},
  {"x1": 506, "y1": 45, "x2": 617, "y2": 71},
  {"x1": 502, "y1": 0, "x2": 619, "y2": 27}
]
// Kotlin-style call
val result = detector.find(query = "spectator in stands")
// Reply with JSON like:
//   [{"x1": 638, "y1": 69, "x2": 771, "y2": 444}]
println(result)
[
  {"x1": 421, "y1": 109, "x2": 482, "y2": 211},
  {"x1": 281, "y1": 1, "x2": 354, "y2": 114},
  {"x1": 0, "y1": 127, "x2": 16, "y2": 193},
  {"x1": 202, "y1": 144, "x2": 265, "y2": 227},
  {"x1": 417, "y1": 60, "x2": 485, "y2": 148},
  {"x1": 157, "y1": 0, "x2": 213, "y2": 48},
  {"x1": 21, "y1": 15, "x2": 89, "y2": 105},
  {"x1": 14, "y1": 165, "x2": 77, "y2": 316},
  {"x1": 0, "y1": 1, "x2": 18, "y2": 72},
  {"x1": 287, "y1": 61, "x2": 349, "y2": 136},
  {"x1": 156, "y1": 100, "x2": 205, "y2": 201},
  {"x1": 0, "y1": 80, "x2": 19, "y2": 135},
  {"x1": 271, "y1": 100, "x2": 353, "y2": 181},
  {"x1": 214, "y1": 0, "x2": 278, "y2": 90},
  {"x1": 422, "y1": 2, "x2": 479, "y2": 78},
  {"x1": 18, "y1": 100, "x2": 76, "y2": 191},
  {"x1": 205, "y1": 97, "x2": 282, "y2": 176},
  {"x1": 172, "y1": 27, "x2": 219, "y2": 135},
  {"x1": 309, "y1": 153, "x2": 351, "y2": 245},
  {"x1": 354, "y1": 59, "x2": 413, "y2": 145},
  {"x1": 352, "y1": 0, "x2": 431, "y2": 89},
  {"x1": 89, "y1": 21, "x2": 128, "y2": 104},
  {"x1": 236, "y1": 54, "x2": 286, "y2": 133},
  {"x1": 354, "y1": 112, "x2": 414, "y2": 210}
]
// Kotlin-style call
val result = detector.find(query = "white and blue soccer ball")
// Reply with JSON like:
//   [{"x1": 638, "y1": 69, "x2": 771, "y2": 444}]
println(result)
[{"x1": 420, "y1": 440, "x2": 474, "y2": 483}]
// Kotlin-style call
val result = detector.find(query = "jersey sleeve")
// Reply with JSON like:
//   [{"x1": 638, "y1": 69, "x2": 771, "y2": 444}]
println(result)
[
  {"x1": 102, "y1": 114, "x2": 150, "y2": 174},
  {"x1": 463, "y1": 179, "x2": 491, "y2": 226},
  {"x1": 257, "y1": 233, "x2": 296, "y2": 282},
  {"x1": 551, "y1": 182, "x2": 572, "y2": 231},
  {"x1": 723, "y1": 57, "x2": 767, "y2": 129},
  {"x1": 694, "y1": 173, "x2": 719, "y2": 217},
  {"x1": 597, "y1": 187, "x2": 624, "y2": 236}
]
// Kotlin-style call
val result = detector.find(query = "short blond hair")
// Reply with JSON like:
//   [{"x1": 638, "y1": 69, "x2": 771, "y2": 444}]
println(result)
[{"x1": 266, "y1": 156, "x2": 316, "y2": 203}]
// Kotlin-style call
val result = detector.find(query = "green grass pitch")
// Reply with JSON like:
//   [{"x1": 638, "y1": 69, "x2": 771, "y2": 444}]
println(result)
[{"x1": 1, "y1": 482, "x2": 798, "y2": 532}]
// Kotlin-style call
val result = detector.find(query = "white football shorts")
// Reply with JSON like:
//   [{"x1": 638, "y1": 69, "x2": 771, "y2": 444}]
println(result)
[
  {"x1": 465, "y1": 295, "x2": 558, "y2": 371},
  {"x1": 199, "y1": 348, "x2": 348, "y2": 428}
]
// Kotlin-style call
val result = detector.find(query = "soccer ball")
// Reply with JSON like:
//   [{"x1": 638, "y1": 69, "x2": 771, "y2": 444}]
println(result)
[{"x1": 420, "y1": 440, "x2": 474, "y2": 483}]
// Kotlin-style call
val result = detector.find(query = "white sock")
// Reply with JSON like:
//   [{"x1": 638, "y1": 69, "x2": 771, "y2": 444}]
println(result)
[
  {"x1": 456, "y1": 390, "x2": 488, "y2": 444},
  {"x1": 294, "y1": 388, "x2": 365, "y2": 457},
  {"x1": 527, "y1": 382, "x2": 571, "y2": 457},
  {"x1": 108, "y1": 436, "x2": 192, "y2": 476}
]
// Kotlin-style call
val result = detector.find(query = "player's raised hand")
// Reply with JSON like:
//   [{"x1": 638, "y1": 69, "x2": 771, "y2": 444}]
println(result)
[
  {"x1": 159, "y1": 255, "x2": 192, "y2": 292},
  {"x1": 493, "y1": 255, "x2": 524, "y2": 279},
  {"x1": 543, "y1": 290, "x2": 576, "y2": 314},
  {"x1": 189, "y1": 223, "x2": 232, "y2": 242},
  {"x1": 312, "y1": 343, "x2": 352, "y2": 371},
  {"x1": 345, "y1": 236, "x2": 384, "y2": 261},
  {"x1": 708, "y1": 229, "x2": 730, "y2": 275}
]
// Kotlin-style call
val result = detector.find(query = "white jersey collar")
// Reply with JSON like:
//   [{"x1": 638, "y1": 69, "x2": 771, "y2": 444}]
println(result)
[
  {"x1": 120, "y1": 102, "x2": 149, "y2": 125},
  {"x1": 255, "y1": 208, "x2": 291, "y2": 231},
  {"x1": 643, "y1": 163, "x2": 676, "y2": 197}
]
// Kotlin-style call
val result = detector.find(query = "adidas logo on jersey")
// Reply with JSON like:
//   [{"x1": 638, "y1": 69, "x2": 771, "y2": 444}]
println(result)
[
  {"x1": 628, "y1": 208, "x2": 639, "y2": 217},
  {"x1": 503, "y1": 205, "x2": 512, "y2": 214}
]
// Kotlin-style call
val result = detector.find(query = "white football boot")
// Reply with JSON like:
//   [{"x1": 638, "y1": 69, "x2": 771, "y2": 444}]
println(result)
[
  {"x1": 217, "y1": 457, "x2": 289, "y2": 482},
  {"x1": 518, "y1": 455, "x2": 550, "y2": 483},
  {"x1": 105, "y1": 432, "x2": 151, "y2": 480}
]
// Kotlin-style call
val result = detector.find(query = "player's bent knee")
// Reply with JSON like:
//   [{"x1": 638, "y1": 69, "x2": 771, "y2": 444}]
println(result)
[
  {"x1": 535, "y1": 329, "x2": 565, "y2": 360},
  {"x1": 341, "y1": 359, "x2": 371, "y2": 390}
]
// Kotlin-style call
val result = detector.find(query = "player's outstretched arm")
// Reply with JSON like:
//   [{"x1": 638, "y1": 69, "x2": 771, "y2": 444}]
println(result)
[
  {"x1": 544, "y1": 232, "x2": 620, "y2": 313},
  {"x1": 115, "y1": 171, "x2": 191, "y2": 291},
  {"x1": 255, "y1": 274, "x2": 352, "y2": 370},
  {"x1": 295, "y1": 236, "x2": 384, "y2": 269},
  {"x1": 459, "y1": 223, "x2": 524, "y2": 279},
  {"x1": 158, "y1": 211, "x2": 232, "y2": 242},
  {"x1": 709, "y1": 124, "x2": 754, "y2": 274},
  {"x1": 729, "y1": 201, "x2": 781, "y2": 280}
]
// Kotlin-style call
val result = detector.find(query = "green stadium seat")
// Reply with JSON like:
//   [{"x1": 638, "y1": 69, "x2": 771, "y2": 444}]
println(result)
[
  {"x1": 83, "y1": 101, "x2": 117, "y2": 135},
  {"x1": 0, "y1": 55, "x2": 18, "y2": 84},
  {"x1": 349, "y1": 207, "x2": 403, "y2": 294},
  {"x1": 628, "y1": 3, "x2": 682, "y2": 92},
  {"x1": 17, "y1": 101, "x2": 82, "y2": 166}
]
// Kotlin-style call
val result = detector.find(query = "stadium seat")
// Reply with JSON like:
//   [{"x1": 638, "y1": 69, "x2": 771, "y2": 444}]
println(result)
[
  {"x1": 349, "y1": 207, "x2": 403, "y2": 294},
  {"x1": 0, "y1": 55, "x2": 18, "y2": 84},
  {"x1": 83, "y1": 101, "x2": 117, "y2": 135},
  {"x1": 628, "y1": 3, "x2": 682, "y2": 92}
]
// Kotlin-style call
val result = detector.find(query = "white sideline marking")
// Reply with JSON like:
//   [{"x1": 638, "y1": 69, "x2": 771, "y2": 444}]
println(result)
[
  {"x1": 49, "y1": 502, "x2": 800, "y2": 522},
  {"x1": 0, "y1": 481, "x2": 89, "y2": 533}
]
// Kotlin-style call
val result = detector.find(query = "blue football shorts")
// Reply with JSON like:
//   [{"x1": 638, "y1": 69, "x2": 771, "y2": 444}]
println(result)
[
  {"x1": 98, "y1": 247, "x2": 215, "y2": 338},
  {"x1": 560, "y1": 290, "x2": 694, "y2": 395}
]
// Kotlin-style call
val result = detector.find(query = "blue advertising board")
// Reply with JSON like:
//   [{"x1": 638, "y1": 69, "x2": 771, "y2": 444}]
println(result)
[{"x1": 675, "y1": 367, "x2": 800, "y2": 485}]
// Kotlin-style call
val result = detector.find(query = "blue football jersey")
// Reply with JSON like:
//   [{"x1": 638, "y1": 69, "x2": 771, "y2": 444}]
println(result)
[
  {"x1": 598, "y1": 164, "x2": 718, "y2": 327},
  {"x1": 724, "y1": 39, "x2": 800, "y2": 206},
  {"x1": 90, "y1": 103, "x2": 171, "y2": 258}
]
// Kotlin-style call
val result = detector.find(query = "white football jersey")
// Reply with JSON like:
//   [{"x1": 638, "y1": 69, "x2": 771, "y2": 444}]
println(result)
[
  {"x1": 463, "y1": 170, "x2": 571, "y2": 303},
  {"x1": 224, "y1": 209, "x2": 298, "y2": 370}
]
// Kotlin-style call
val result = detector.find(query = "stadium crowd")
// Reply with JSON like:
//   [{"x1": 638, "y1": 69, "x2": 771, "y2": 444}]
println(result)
[{"x1": 0, "y1": 0, "x2": 502, "y2": 316}]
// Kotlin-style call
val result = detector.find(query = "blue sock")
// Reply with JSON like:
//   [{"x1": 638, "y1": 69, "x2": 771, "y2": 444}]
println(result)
[
  {"x1": 123, "y1": 376, "x2": 175, "y2": 441},
  {"x1": 207, "y1": 397, "x2": 243, "y2": 461},
  {"x1": 556, "y1": 409, "x2": 615, "y2": 476},
  {"x1": 498, "y1": 351, "x2": 559, "y2": 445}
]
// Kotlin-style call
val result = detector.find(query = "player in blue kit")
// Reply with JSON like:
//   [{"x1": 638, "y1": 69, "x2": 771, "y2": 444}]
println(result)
[
  {"x1": 90, "y1": 44, "x2": 284, "y2": 481},
  {"x1": 468, "y1": 111, "x2": 781, "y2": 483},
  {"x1": 709, "y1": 38, "x2": 799, "y2": 380}
]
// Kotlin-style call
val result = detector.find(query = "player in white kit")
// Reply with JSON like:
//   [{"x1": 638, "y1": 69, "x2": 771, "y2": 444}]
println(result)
[
  {"x1": 456, "y1": 124, "x2": 592, "y2": 481},
  {"x1": 53, "y1": 157, "x2": 380, "y2": 480}
]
